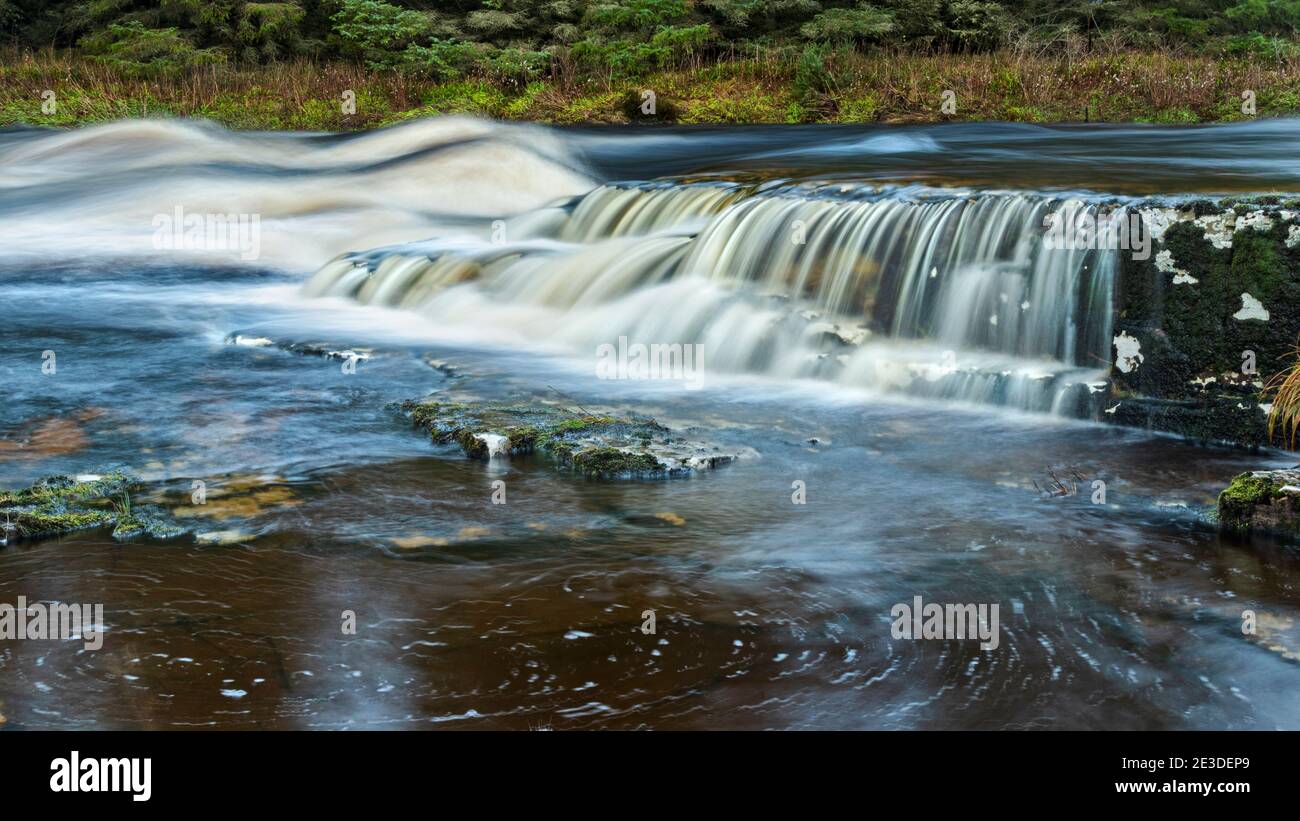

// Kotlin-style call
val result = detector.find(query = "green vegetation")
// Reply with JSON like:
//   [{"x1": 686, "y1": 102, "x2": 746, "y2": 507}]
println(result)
[
  {"x1": 0, "y1": 472, "x2": 184, "y2": 543},
  {"x1": 1215, "y1": 470, "x2": 1300, "y2": 538},
  {"x1": 399, "y1": 397, "x2": 723, "y2": 478},
  {"x1": 3, "y1": 2, "x2": 1300, "y2": 126},
  {"x1": 1218, "y1": 472, "x2": 1279, "y2": 522},
  {"x1": 1267, "y1": 341, "x2": 1300, "y2": 450},
  {"x1": 568, "y1": 446, "x2": 665, "y2": 477}
]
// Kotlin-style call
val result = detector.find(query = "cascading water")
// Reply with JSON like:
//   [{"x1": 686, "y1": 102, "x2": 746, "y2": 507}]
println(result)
[
  {"x1": 9, "y1": 117, "x2": 1300, "y2": 731},
  {"x1": 306, "y1": 181, "x2": 1117, "y2": 415}
]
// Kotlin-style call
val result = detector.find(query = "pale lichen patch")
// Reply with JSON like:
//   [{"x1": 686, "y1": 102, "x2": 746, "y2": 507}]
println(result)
[
  {"x1": 1113, "y1": 331, "x2": 1144, "y2": 373},
  {"x1": 1232, "y1": 292, "x2": 1270, "y2": 322},
  {"x1": 1156, "y1": 248, "x2": 1199, "y2": 284},
  {"x1": 1239, "y1": 210, "x2": 1274, "y2": 233},
  {"x1": 1138, "y1": 207, "x2": 1179, "y2": 242},
  {"x1": 1195, "y1": 213, "x2": 1234, "y2": 249}
]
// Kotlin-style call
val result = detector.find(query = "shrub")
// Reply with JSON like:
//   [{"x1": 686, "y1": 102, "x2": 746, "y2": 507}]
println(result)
[
  {"x1": 401, "y1": 38, "x2": 486, "y2": 80},
  {"x1": 332, "y1": 0, "x2": 433, "y2": 70},
  {"x1": 486, "y1": 46, "x2": 553, "y2": 85},
  {"x1": 1221, "y1": 31, "x2": 1298, "y2": 62},
  {"x1": 945, "y1": 1, "x2": 1007, "y2": 52},
  {"x1": 79, "y1": 21, "x2": 225, "y2": 77},
  {"x1": 584, "y1": 0, "x2": 690, "y2": 31},
  {"x1": 234, "y1": 2, "x2": 308, "y2": 63},
  {"x1": 800, "y1": 4, "x2": 895, "y2": 44}
]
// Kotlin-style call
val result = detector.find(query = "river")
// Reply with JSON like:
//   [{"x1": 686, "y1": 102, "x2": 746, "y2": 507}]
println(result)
[{"x1": 1, "y1": 117, "x2": 1298, "y2": 729}]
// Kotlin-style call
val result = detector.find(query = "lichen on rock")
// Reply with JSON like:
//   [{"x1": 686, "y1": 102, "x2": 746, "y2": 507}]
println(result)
[{"x1": 1109, "y1": 198, "x2": 1300, "y2": 447}]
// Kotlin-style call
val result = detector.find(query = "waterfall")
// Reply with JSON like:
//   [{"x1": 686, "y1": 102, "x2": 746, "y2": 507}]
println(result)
[{"x1": 305, "y1": 181, "x2": 1118, "y2": 415}]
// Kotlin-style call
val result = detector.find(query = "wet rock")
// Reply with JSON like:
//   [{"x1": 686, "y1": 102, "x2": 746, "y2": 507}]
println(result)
[
  {"x1": 399, "y1": 397, "x2": 746, "y2": 479},
  {"x1": 1111, "y1": 200, "x2": 1300, "y2": 447},
  {"x1": 224, "y1": 332, "x2": 374, "y2": 364},
  {"x1": 1217, "y1": 470, "x2": 1300, "y2": 538},
  {"x1": 424, "y1": 358, "x2": 465, "y2": 379},
  {"x1": 0, "y1": 472, "x2": 186, "y2": 545}
]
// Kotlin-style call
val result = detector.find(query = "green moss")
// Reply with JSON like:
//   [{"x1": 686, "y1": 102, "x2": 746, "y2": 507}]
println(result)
[
  {"x1": 14, "y1": 509, "x2": 115, "y2": 538},
  {"x1": 1110, "y1": 203, "x2": 1300, "y2": 447},
  {"x1": 554, "y1": 415, "x2": 615, "y2": 433},
  {"x1": 547, "y1": 440, "x2": 575, "y2": 461},
  {"x1": 569, "y1": 447, "x2": 664, "y2": 477},
  {"x1": 1001, "y1": 105, "x2": 1049, "y2": 122},
  {"x1": 1, "y1": 472, "x2": 183, "y2": 544},
  {"x1": 1217, "y1": 473, "x2": 1278, "y2": 525},
  {"x1": 7, "y1": 472, "x2": 132, "y2": 507},
  {"x1": 399, "y1": 397, "x2": 688, "y2": 479},
  {"x1": 455, "y1": 429, "x2": 489, "y2": 460},
  {"x1": 401, "y1": 399, "x2": 450, "y2": 430},
  {"x1": 1229, "y1": 228, "x2": 1281, "y2": 304},
  {"x1": 505, "y1": 425, "x2": 541, "y2": 453},
  {"x1": 110, "y1": 510, "x2": 185, "y2": 541}
]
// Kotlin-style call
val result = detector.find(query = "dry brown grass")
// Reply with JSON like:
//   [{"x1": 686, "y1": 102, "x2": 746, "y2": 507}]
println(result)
[{"x1": 1266, "y1": 344, "x2": 1300, "y2": 449}]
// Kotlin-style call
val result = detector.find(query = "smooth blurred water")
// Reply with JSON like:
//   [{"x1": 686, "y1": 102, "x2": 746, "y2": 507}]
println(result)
[{"x1": 2, "y1": 117, "x2": 1299, "y2": 729}]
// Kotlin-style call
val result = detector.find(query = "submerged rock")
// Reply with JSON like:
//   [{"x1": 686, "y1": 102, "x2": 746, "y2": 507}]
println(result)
[
  {"x1": 1217, "y1": 470, "x2": 1300, "y2": 538},
  {"x1": 224, "y1": 332, "x2": 374, "y2": 365},
  {"x1": 0, "y1": 472, "x2": 185, "y2": 545},
  {"x1": 399, "y1": 398, "x2": 745, "y2": 479}
]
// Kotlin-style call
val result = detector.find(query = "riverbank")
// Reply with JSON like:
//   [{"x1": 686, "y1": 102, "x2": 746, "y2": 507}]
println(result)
[{"x1": 4, "y1": 48, "x2": 1300, "y2": 129}]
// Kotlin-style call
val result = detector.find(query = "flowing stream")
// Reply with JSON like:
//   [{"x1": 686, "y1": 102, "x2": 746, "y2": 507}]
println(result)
[{"x1": 1, "y1": 117, "x2": 1299, "y2": 729}]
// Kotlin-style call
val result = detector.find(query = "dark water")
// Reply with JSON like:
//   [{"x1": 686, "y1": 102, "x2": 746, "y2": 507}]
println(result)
[
  {"x1": 2, "y1": 117, "x2": 1299, "y2": 729},
  {"x1": 567, "y1": 119, "x2": 1300, "y2": 195}
]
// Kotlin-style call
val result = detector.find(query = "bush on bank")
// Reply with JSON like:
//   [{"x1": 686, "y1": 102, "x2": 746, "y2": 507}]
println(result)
[{"x1": 4, "y1": 2, "x2": 1300, "y2": 127}]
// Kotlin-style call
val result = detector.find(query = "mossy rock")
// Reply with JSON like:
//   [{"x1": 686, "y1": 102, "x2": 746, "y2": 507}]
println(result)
[
  {"x1": 398, "y1": 397, "x2": 742, "y2": 480},
  {"x1": 568, "y1": 447, "x2": 665, "y2": 478},
  {"x1": 0, "y1": 472, "x2": 186, "y2": 545},
  {"x1": 1218, "y1": 472, "x2": 1279, "y2": 524},
  {"x1": 1110, "y1": 202, "x2": 1300, "y2": 447},
  {"x1": 12, "y1": 509, "x2": 115, "y2": 539},
  {"x1": 1217, "y1": 470, "x2": 1300, "y2": 537}
]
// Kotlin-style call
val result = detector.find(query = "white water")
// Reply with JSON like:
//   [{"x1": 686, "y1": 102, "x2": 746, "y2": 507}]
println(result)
[
  {"x1": 306, "y1": 182, "x2": 1118, "y2": 415},
  {"x1": 2, "y1": 117, "x2": 594, "y2": 265},
  {"x1": 1, "y1": 116, "x2": 1123, "y2": 416}
]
